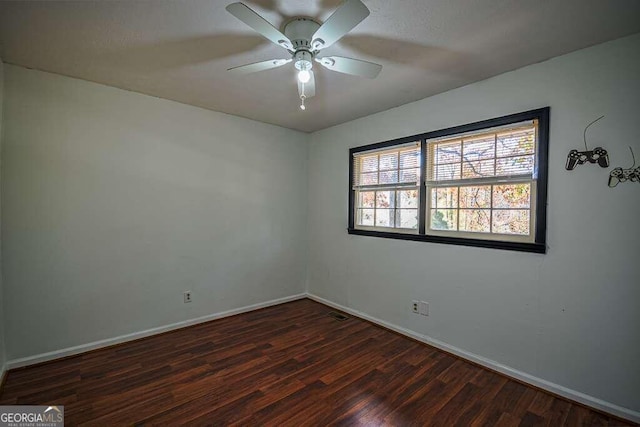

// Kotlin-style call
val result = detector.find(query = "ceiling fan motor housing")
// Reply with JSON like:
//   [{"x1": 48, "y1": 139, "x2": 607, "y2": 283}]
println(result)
[{"x1": 284, "y1": 18, "x2": 321, "y2": 53}]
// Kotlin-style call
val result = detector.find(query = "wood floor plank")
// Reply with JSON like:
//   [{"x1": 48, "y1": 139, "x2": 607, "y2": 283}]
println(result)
[
  {"x1": 454, "y1": 371, "x2": 508, "y2": 426},
  {"x1": 0, "y1": 299, "x2": 634, "y2": 426}
]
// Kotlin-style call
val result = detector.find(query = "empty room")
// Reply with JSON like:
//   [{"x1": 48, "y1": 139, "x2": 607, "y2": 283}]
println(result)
[{"x1": 0, "y1": 0, "x2": 638, "y2": 425}]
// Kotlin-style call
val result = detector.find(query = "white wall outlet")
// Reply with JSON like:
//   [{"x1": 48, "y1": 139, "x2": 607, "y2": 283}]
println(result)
[
  {"x1": 184, "y1": 291, "x2": 192, "y2": 303},
  {"x1": 419, "y1": 301, "x2": 429, "y2": 316},
  {"x1": 412, "y1": 300, "x2": 419, "y2": 313}
]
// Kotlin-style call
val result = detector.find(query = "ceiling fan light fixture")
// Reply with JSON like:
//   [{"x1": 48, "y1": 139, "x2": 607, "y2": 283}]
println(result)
[{"x1": 294, "y1": 51, "x2": 313, "y2": 84}]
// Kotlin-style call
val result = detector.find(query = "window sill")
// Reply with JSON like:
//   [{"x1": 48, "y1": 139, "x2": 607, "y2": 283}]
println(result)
[{"x1": 347, "y1": 228, "x2": 546, "y2": 254}]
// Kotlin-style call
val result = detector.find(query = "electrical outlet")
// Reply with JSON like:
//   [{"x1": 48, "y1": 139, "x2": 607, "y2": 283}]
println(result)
[
  {"x1": 412, "y1": 300, "x2": 419, "y2": 313},
  {"x1": 184, "y1": 291, "x2": 192, "y2": 303},
  {"x1": 419, "y1": 301, "x2": 429, "y2": 316}
]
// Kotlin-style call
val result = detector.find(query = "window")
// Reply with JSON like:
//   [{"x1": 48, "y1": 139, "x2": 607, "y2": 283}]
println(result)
[
  {"x1": 348, "y1": 108, "x2": 549, "y2": 253},
  {"x1": 426, "y1": 123, "x2": 536, "y2": 241},
  {"x1": 352, "y1": 141, "x2": 420, "y2": 232}
]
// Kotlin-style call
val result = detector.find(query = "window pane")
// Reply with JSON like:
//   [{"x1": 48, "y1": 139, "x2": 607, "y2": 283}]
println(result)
[
  {"x1": 360, "y1": 172, "x2": 378, "y2": 185},
  {"x1": 376, "y1": 209, "x2": 395, "y2": 227},
  {"x1": 379, "y1": 152, "x2": 398, "y2": 170},
  {"x1": 400, "y1": 149, "x2": 419, "y2": 168},
  {"x1": 434, "y1": 187, "x2": 458, "y2": 208},
  {"x1": 376, "y1": 191, "x2": 395, "y2": 208},
  {"x1": 493, "y1": 184, "x2": 531, "y2": 209},
  {"x1": 459, "y1": 209, "x2": 491, "y2": 233},
  {"x1": 398, "y1": 189, "x2": 418, "y2": 209},
  {"x1": 430, "y1": 209, "x2": 458, "y2": 231},
  {"x1": 360, "y1": 155, "x2": 378, "y2": 172},
  {"x1": 496, "y1": 129, "x2": 535, "y2": 158},
  {"x1": 492, "y1": 209, "x2": 530, "y2": 235},
  {"x1": 397, "y1": 209, "x2": 418, "y2": 229},
  {"x1": 435, "y1": 163, "x2": 461, "y2": 181},
  {"x1": 435, "y1": 140, "x2": 462, "y2": 164},
  {"x1": 399, "y1": 168, "x2": 419, "y2": 183},
  {"x1": 459, "y1": 185, "x2": 491, "y2": 209},
  {"x1": 358, "y1": 191, "x2": 375, "y2": 208},
  {"x1": 463, "y1": 136, "x2": 494, "y2": 160},
  {"x1": 358, "y1": 209, "x2": 374, "y2": 226},
  {"x1": 379, "y1": 170, "x2": 399, "y2": 184},
  {"x1": 462, "y1": 159, "x2": 495, "y2": 178},
  {"x1": 496, "y1": 155, "x2": 534, "y2": 176}
]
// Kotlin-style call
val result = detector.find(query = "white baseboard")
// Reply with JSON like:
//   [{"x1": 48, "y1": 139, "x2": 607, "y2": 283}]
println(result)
[
  {"x1": 6, "y1": 293, "x2": 306, "y2": 370},
  {"x1": 306, "y1": 293, "x2": 640, "y2": 424}
]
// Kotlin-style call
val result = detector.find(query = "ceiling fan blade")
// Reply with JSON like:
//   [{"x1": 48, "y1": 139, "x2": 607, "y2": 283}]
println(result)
[
  {"x1": 316, "y1": 56, "x2": 382, "y2": 78},
  {"x1": 298, "y1": 70, "x2": 316, "y2": 98},
  {"x1": 311, "y1": 0, "x2": 369, "y2": 51},
  {"x1": 228, "y1": 58, "x2": 292, "y2": 74},
  {"x1": 226, "y1": 3, "x2": 293, "y2": 50}
]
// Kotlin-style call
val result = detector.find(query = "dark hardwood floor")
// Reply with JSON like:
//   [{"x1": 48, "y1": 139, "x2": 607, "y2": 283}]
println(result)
[{"x1": 0, "y1": 298, "x2": 633, "y2": 426}]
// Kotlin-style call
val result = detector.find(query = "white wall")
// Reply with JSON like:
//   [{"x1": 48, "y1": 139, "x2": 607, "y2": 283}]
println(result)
[
  {"x1": 1, "y1": 65, "x2": 308, "y2": 361},
  {"x1": 308, "y1": 33, "x2": 640, "y2": 415}
]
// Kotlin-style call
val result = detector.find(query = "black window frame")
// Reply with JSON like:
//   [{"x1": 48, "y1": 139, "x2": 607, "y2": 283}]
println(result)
[{"x1": 348, "y1": 107, "x2": 549, "y2": 254}]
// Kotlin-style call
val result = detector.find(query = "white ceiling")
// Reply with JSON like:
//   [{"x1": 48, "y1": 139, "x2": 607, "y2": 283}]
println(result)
[{"x1": 1, "y1": 1, "x2": 639, "y2": 132}]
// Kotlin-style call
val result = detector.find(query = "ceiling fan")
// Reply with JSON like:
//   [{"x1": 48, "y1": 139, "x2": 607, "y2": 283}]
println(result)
[{"x1": 226, "y1": 0, "x2": 382, "y2": 110}]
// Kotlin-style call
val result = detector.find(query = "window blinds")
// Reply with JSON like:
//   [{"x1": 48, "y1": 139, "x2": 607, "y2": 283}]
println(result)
[
  {"x1": 426, "y1": 121, "x2": 537, "y2": 184},
  {"x1": 352, "y1": 142, "x2": 421, "y2": 190}
]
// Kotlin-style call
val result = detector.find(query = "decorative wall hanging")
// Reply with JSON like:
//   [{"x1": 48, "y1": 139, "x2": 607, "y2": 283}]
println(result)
[
  {"x1": 609, "y1": 146, "x2": 639, "y2": 187},
  {"x1": 565, "y1": 115, "x2": 610, "y2": 170}
]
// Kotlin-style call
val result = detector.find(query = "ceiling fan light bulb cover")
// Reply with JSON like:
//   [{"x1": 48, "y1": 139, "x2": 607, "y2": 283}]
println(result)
[{"x1": 298, "y1": 69, "x2": 311, "y2": 83}]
